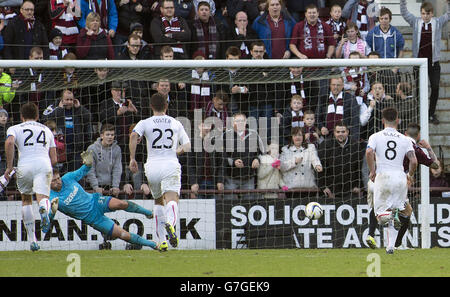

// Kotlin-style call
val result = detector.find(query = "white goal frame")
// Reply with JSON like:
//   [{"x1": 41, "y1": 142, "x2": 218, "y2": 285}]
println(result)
[{"x1": 0, "y1": 58, "x2": 430, "y2": 249}]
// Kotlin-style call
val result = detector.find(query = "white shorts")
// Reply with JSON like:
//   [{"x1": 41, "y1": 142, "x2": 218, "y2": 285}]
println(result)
[
  {"x1": 16, "y1": 162, "x2": 52, "y2": 196},
  {"x1": 144, "y1": 160, "x2": 181, "y2": 199},
  {"x1": 373, "y1": 171, "x2": 407, "y2": 216}
]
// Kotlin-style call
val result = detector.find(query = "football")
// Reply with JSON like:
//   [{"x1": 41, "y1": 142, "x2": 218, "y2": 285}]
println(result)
[{"x1": 305, "y1": 202, "x2": 323, "y2": 220}]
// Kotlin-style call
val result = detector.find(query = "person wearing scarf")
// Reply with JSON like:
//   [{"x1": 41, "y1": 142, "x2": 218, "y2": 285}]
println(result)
[
  {"x1": 342, "y1": 0, "x2": 377, "y2": 41},
  {"x1": 150, "y1": 0, "x2": 191, "y2": 59},
  {"x1": 2, "y1": 1, "x2": 49, "y2": 59},
  {"x1": 190, "y1": 1, "x2": 219, "y2": 59},
  {"x1": 289, "y1": 3, "x2": 335, "y2": 60}
]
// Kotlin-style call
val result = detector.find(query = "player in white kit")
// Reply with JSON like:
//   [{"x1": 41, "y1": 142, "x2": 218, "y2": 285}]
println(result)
[
  {"x1": 4, "y1": 102, "x2": 57, "y2": 251},
  {"x1": 365, "y1": 107, "x2": 417, "y2": 254},
  {"x1": 129, "y1": 93, "x2": 191, "y2": 251}
]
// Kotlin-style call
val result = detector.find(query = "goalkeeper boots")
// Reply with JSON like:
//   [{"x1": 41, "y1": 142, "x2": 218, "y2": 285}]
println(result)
[
  {"x1": 158, "y1": 241, "x2": 168, "y2": 252},
  {"x1": 39, "y1": 205, "x2": 51, "y2": 233},
  {"x1": 30, "y1": 242, "x2": 40, "y2": 252},
  {"x1": 366, "y1": 235, "x2": 377, "y2": 249},
  {"x1": 165, "y1": 223, "x2": 179, "y2": 248}
]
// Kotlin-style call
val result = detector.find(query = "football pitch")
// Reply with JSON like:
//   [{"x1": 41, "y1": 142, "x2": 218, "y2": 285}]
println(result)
[{"x1": 1, "y1": 248, "x2": 450, "y2": 277}]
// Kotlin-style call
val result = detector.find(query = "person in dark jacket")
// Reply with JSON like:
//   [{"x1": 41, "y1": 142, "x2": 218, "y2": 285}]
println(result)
[
  {"x1": 42, "y1": 88, "x2": 93, "y2": 172},
  {"x1": 2, "y1": 1, "x2": 49, "y2": 60},
  {"x1": 76, "y1": 11, "x2": 115, "y2": 60},
  {"x1": 225, "y1": 10, "x2": 259, "y2": 59},
  {"x1": 226, "y1": 0, "x2": 259, "y2": 22},
  {"x1": 317, "y1": 120, "x2": 362, "y2": 198}
]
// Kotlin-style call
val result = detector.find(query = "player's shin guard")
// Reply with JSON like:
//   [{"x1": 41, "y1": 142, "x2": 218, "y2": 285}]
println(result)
[
  {"x1": 154, "y1": 204, "x2": 166, "y2": 243},
  {"x1": 395, "y1": 215, "x2": 410, "y2": 248},
  {"x1": 129, "y1": 233, "x2": 157, "y2": 250},
  {"x1": 165, "y1": 200, "x2": 178, "y2": 227},
  {"x1": 22, "y1": 205, "x2": 37, "y2": 243},
  {"x1": 124, "y1": 200, "x2": 153, "y2": 218}
]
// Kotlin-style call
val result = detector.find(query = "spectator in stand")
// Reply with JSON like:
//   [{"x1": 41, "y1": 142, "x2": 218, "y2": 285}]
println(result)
[
  {"x1": 45, "y1": 119, "x2": 67, "y2": 173},
  {"x1": 205, "y1": 89, "x2": 229, "y2": 129},
  {"x1": 280, "y1": 94, "x2": 305, "y2": 148},
  {"x1": 366, "y1": 50, "x2": 398, "y2": 98},
  {"x1": 325, "y1": 3, "x2": 346, "y2": 46},
  {"x1": 366, "y1": 7, "x2": 404, "y2": 60},
  {"x1": 0, "y1": 0, "x2": 22, "y2": 27},
  {"x1": 226, "y1": 0, "x2": 259, "y2": 22},
  {"x1": 78, "y1": 0, "x2": 118, "y2": 41},
  {"x1": 49, "y1": 0, "x2": 81, "y2": 51},
  {"x1": 342, "y1": 0, "x2": 377, "y2": 41},
  {"x1": 114, "y1": 0, "x2": 148, "y2": 54},
  {"x1": 42, "y1": 88, "x2": 93, "y2": 172},
  {"x1": 0, "y1": 108, "x2": 10, "y2": 200},
  {"x1": 225, "y1": 10, "x2": 259, "y2": 59},
  {"x1": 86, "y1": 123, "x2": 122, "y2": 197},
  {"x1": 152, "y1": 77, "x2": 188, "y2": 118},
  {"x1": 430, "y1": 159, "x2": 449, "y2": 197},
  {"x1": 188, "y1": 122, "x2": 224, "y2": 199},
  {"x1": 280, "y1": 65, "x2": 308, "y2": 112},
  {"x1": 159, "y1": 44, "x2": 174, "y2": 59},
  {"x1": 150, "y1": 0, "x2": 191, "y2": 59},
  {"x1": 116, "y1": 33, "x2": 151, "y2": 59},
  {"x1": 252, "y1": 0, "x2": 296, "y2": 59},
  {"x1": 257, "y1": 142, "x2": 286, "y2": 198},
  {"x1": 10, "y1": 47, "x2": 57, "y2": 123},
  {"x1": 188, "y1": 50, "x2": 213, "y2": 114},
  {"x1": 303, "y1": 109, "x2": 321, "y2": 147},
  {"x1": 280, "y1": 126, "x2": 322, "y2": 198},
  {"x1": 318, "y1": 120, "x2": 362, "y2": 198},
  {"x1": 79, "y1": 67, "x2": 111, "y2": 125},
  {"x1": 76, "y1": 12, "x2": 115, "y2": 60},
  {"x1": 127, "y1": 22, "x2": 153, "y2": 57},
  {"x1": 316, "y1": 77, "x2": 360, "y2": 142},
  {"x1": 190, "y1": 1, "x2": 223, "y2": 59},
  {"x1": 335, "y1": 22, "x2": 370, "y2": 59},
  {"x1": 285, "y1": 0, "x2": 317, "y2": 22},
  {"x1": 48, "y1": 28, "x2": 68, "y2": 60},
  {"x1": 2, "y1": 1, "x2": 49, "y2": 60},
  {"x1": 98, "y1": 81, "x2": 138, "y2": 164},
  {"x1": 222, "y1": 112, "x2": 265, "y2": 199},
  {"x1": 400, "y1": 0, "x2": 450, "y2": 126},
  {"x1": 58, "y1": 52, "x2": 79, "y2": 90},
  {"x1": 395, "y1": 81, "x2": 418, "y2": 133},
  {"x1": 0, "y1": 66, "x2": 17, "y2": 107},
  {"x1": 289, "y1": 3, "x2": 336, "y2": 60},
  {"x1": 363, "y1": 81, "x2": 395, "y2": 138}
]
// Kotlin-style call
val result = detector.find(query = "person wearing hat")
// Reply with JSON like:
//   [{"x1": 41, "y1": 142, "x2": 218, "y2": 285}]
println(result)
[
  {"x1": 49, "y1": 0, "x2": 81, "y2": 49},
  {"x1": 49, "y1": 28, "x2": 68, "y2": 60},
  {"x1": 114, "y1": 0, "x2": 147, "y2": 55}
]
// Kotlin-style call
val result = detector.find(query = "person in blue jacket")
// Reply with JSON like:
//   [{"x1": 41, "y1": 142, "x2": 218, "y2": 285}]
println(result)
[
  {"x1": 48, "y1": 150, "x2": 165, "y2": 251},
  {"x1": 78, "y1": 0, "x2": 118, "y2": 40},
  {"x1": 252, "y1": 0, "x2": 296, "y2": 59}
]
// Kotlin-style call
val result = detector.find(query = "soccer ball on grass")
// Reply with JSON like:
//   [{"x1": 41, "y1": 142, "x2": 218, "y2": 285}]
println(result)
[{"x1": 305, "y1": 202, "x2": 323, "y2": 220}]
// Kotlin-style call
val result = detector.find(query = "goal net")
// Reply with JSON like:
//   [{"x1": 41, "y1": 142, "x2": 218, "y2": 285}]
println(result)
[{"x1": 0, "y1": 58, "x2": 438, "y2": 251}]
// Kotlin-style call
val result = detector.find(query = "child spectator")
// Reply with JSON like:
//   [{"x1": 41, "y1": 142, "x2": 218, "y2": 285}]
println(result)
[
  {"x1": 280, "y1": 95, "x2": 304, "y2": 147},
  {"x1": 257, "y1": 142, "x2": 287, "y2": 198},
  {"x1": 303, "y1": 109, "x2": 321, "y2": 147},
  {"x1": 325, "y1": 4, "x2": 346, "y2": 45},
  {"x1": 49, "y1": 28, "x2": 68, "y2": 60},
  {"x1": 280, "y1": 127, "x2": 322, "y2": 198},
  {"x1": 335, "y1": 22, "x2": 370, "y2": 58},
  {"x1": 86, "y1": 123, "x2": 123, "y2": 197},
  {"x1": 45, "y1": 120, "x2": 66, "y2": 173},
  {"x1": 342, "y1": 51, "x2": 370, "y2": 104},
  {"x1": 342, "y1": 0, "x2": 378, "y2": 41}
]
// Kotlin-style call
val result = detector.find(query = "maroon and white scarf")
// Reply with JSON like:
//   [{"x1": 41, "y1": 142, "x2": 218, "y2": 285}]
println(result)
[
  {"x1": 290, "y1": 72, "x2": 307, "y2": 107},
  {"x1": 193, "y1": 16, "x2": 218, "y2": 59},
  {"x1": 190, "y1": 70, "x2": 211, "y2": 111},
  {"x1": 326, "y1": 92, "x2": 344, "y2": 131},
  {"x1": 161, "y1": 16, "x2": 184, "y2": 53},
  {"x1": 89, "y1": 0, "x2": 108, "y2": 30},
  {"x1": 19, "y1": 13, "x2": 35, "y2": 31},
  {"x1": 291, "y1": 110, "x2": 304, "y2": 128},
  {"x1": 303, "y1": 19, "x2": 325, "y2": 53},
  {"x1": 344, "y1": 67, "x2": 367, "y2": 103},
  {"x1": 357, "y1": 1, "x2": 369, "y2": 39},
  {"x1": 326, "y1": 17, "x2": 346, "y2": 42}
]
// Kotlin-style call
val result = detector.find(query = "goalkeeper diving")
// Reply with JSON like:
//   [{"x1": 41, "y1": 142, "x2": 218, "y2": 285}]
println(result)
[{"x1": 48, "y1": 150, "x2": 161, "y2": 251}]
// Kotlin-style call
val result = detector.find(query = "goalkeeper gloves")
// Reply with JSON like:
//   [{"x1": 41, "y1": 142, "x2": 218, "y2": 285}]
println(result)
[{"x1": 81, "y1": 150, "x2": 94, "y2": 166}]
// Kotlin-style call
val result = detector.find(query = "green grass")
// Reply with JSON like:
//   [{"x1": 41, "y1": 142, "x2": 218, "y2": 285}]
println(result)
[{"x1": 1, "y1": 248, "x2": 449, "y2": 277}]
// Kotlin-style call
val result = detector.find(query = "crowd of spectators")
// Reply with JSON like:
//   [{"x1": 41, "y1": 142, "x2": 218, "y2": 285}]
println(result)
[{"x1": 0, "y1": 0, "x2": 449, "y2": 201}]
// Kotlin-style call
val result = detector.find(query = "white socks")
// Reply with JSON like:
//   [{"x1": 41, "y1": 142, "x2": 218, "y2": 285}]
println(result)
[
  {"x1": 165, "y1": 200, "x2": 178, "y2": 227},
  {"x1": 386, "y1": 221, "x2": 398, "y2": 251},
  {"x1": 38, "y1": 198, "x2": 50, "y2": 213},
  {"x1": 154, "y1": 204, "x2": 166, "y2": 244},
  {"x1": 22, "y1": 205, "x2": 36, "y2": 243}
]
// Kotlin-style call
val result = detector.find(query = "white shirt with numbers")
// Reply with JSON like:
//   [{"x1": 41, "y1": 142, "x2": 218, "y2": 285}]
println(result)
[
  {"x1": 133, "y1": 115, "x2": 190, "y2": 163},
  {"x1": 7, "y1": 121, "x2": 56, "y2": 166},
  {"x1": 367, "y1": 127, "x2": 414, "y2": 174}
]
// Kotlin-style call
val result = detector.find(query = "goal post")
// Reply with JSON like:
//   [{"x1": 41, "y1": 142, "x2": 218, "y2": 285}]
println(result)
[{"x1": 0, "y1": 57, "x2": 432, "y2": 250}]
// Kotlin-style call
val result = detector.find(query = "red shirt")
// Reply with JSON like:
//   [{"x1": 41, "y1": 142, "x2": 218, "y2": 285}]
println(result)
[
  {"x1": 290, "y1": 20, "x2": 336, "y2": 59},
  {"x1": 418, "y1": 22, "x2": 432, "y2": 59},
  {"x1": 403, "y1": 141, "x2": 433, "y2": 172},
  {"x1": 267, "y1": 14, "x2": 286, "y2": 59}
]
